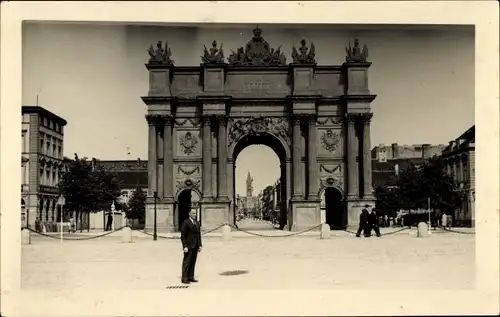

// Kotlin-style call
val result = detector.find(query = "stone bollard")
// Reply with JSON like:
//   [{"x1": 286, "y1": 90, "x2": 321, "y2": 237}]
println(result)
[
  {"x1": 320, "y1": 223, "x2": 330, "y2": 239},
  {"x1": 21, "y1": 228, "x2": 31, "y2": 245},
  {"x1": 416, "y1": 222, "x2": 429, "y2": 238},
  {"x1": 221, "y1": 224, "x2": 232, "y2": 240},
  {"x1": 121, "y1": 226, "x2": 133, "y2": 243}
]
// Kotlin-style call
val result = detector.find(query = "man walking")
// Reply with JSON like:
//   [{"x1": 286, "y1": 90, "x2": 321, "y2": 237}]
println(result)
[
  {"x1": 180, "y1": 209, "x2": 202, "y2": 284},
  {"x1": 368, "y1": 208, "x2": 381, "y2": 237},
  {"x1": 356, "y1": 205, "x2": 370, "y2": 237}
]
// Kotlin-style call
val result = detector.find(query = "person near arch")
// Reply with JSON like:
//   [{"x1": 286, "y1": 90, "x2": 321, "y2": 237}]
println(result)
[
  {"x1": 356, "y1": 205, "x2": 370, "y2": 237},
  {"x1": 180, "y1": 209, "x2": 202, "y2": 284}
]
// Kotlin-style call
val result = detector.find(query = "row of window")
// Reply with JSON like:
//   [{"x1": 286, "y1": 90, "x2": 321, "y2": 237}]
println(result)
[
  {"x1": 40, "y1": 116, "x2": 63, "y2": 134},
  {"x1": 39, "y1": 166, "x2": 61, "y2": 186},
  {"x1": 39, "y1": 133, "x2": 63, "y2": 158}
]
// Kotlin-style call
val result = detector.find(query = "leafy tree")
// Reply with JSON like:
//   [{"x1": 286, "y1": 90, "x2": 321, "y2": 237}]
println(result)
[
  {"x1": 127, "y1": 184, "x2": 146, "y2": 224},
  {"x1": 58, "y1": 154, "x2": 122, "y2": 232},
  {"x1": 374, "y1": 156, "x2": 464, "y2": 223}
]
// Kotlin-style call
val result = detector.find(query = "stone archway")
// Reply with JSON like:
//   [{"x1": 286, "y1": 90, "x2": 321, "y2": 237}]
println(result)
[
  {"x1": 141, "y1": 27, "x2": 377, "y2": 232},
  {"x1": 321, "y1": 186, "x2": 346, "y2": 230},
  {"x1": 230, "y1": 130, "x2": 290, "y2": 229}
]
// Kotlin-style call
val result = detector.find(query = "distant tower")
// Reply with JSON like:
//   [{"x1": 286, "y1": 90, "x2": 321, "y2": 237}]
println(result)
[{"x1": 246, "y1": 172, "x2": 254, "y2": 197}]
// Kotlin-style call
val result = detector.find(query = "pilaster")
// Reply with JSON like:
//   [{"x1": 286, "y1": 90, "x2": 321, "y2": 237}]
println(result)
[
  {"x1": 361, "y1": 113, "x2": 374, "y2": 199},
  {"x1": 292, "y1": 115, "x2": 304, "y2": 199},
  {"x1": 202, "y1": 116, "x2": 213, "y2": 200},
  {"x1": 346, "y1": 113, "x2": 358, "y2": 198},
  {"x1": 145, "y1": 115, "x2": 159, "y2": 197},
  {"x1": 307, "y1": 115, "x2": 319, "y2": 199},
  {"x1": 162, "y1": 116, "x2": 174, "y2": 201},
  {"x1": 217, "y1": 116, "x2": 229, "y2": 201}
]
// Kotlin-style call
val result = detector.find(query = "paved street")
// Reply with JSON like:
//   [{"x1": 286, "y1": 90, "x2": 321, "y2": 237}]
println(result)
[{"x1": 22, "y1": 223, "x2": 475, "y2": 291}]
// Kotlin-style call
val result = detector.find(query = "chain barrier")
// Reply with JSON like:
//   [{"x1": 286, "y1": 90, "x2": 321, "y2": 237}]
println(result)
[
  {"x1": 130, "y1": 224, "x2": 226, "y2": 240},
  {"x1": 328, "y1": 222, "x2": 420, "y2": 236},
  {"x1": 438, "y1": 227, "x2": 476, "y2": 235},
  {"x1": 26, "y1": 226, "x2": 126, "y2": 241},
  {"x1": 229, "y1": 224, "x2": 322, "y2": 237}
]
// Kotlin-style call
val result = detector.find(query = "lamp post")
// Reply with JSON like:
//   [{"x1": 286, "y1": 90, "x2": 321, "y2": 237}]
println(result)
[
  {"x1": 153, "y1": 191, "x2": 158, "y2": 241},
  {"x1": 57, "y1": 195, "x2": 66, "y2": 243}
]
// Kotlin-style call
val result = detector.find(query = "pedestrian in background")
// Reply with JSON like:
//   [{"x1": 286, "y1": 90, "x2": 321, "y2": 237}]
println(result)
[
  {"x1": 368, "y1": 208, "x2": 381, "y2": 237},
  {"x1": 356, "y1": 205, "x2": 370, "y2": 237}
]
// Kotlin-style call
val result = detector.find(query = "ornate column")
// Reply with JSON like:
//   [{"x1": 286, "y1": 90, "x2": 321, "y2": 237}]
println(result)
[
  {"x1": 217, "y1": 116, "x2": 228, "y2": 199},
  {"x1": 362, "y1": 113, "x2": 374, "y2": 198},
  {"x1": 307, "y1": 115, "x2": 319, "y2": 199},
  {"x1": 346, "y1": 114, "x2": 358, "y2": 197},
  {"x1": 202, "y1": 116, "x2": 212, "y2": 199},
  {"x1": 146, "y1": 115, "x2": 158, "y2": 196},
  {"x1": 163, "y1": 116, "x2": 173, "y2": 199},
  {"x1": 292, "y1": 115, "x2": 303, "y2": 198}
]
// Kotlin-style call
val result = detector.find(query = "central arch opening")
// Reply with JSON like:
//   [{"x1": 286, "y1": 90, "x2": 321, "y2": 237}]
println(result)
[
  {"x1": 176, "y1": 189, "x2": 200, "y2": 231},
  {"x1": 232, "y1": 132, "x2": 288, "y2": 231},
  {"x1": 321, "y1": 187, "x2": 347, "y2": 230}
]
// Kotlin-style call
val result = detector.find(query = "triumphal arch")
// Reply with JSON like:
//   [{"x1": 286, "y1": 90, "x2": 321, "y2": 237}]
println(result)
[{"x1": 141, "y1": 28, "x2": 376, "y2": 232}]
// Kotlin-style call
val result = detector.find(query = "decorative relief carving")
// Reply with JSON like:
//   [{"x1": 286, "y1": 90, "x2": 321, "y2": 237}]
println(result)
[
  {"x1": 319, "y1": 176, "x2": 343, "y2": 192},
  {"x1": 320, "y1": 129, "x2": 340, "y2": 152},
  {"x1": 228, "y1": 117, "x2": 290, "y2": 146},
  {"x1": 320, "y1": 164, "x2": 341, "y2": 174},
  {"x1": 175, "y1": 118, "x2": 201, "y2": 127},
  {"x1": 179, "y1": 131, "x2": 199, "y2": 155},
  {"x1": 177, "y1": 165, "x2": 200, "y2": 176},
  {"x1": 345, "y1": 38, "x2": 369, "y2": 63},
  {"x1": 201, "y1": 41, "x2": 225, "y2": 64},
  {"x1": 360, "y1": 113, "x2": 373, "y2": 123},
  {"x1": 176, "y1": 178, "x2": 201, "y2": 192},
  {"x1": 291, "y1": 39, "x2": 316, "y2": 64},
  {"x1": 147, "y1": 41, "x2": 174, "y2": 65},
  {"x1": 227, "y1": 27, "x2": 286, "y2": 66},
  {"x1": 317, "y1": 117, "x2": 343, "y2": 126},
  {"x1": 145, "y1": 114, "x2": 163, "y2": 126}
]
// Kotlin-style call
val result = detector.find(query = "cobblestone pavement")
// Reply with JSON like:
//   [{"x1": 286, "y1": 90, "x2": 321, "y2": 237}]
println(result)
[{"x1": 22, "y1": 227, "x2": 474, "y2": 291}]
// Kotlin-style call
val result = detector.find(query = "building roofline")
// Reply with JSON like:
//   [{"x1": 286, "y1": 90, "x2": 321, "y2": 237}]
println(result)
[{"x1": 22, "y1": 105, "x2": 68, "y2": 126}]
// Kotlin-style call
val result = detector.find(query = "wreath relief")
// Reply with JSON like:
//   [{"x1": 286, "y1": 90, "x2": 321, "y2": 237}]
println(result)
[{"x1": 320, "y1": 129, "x2": 340, "y2": 152}]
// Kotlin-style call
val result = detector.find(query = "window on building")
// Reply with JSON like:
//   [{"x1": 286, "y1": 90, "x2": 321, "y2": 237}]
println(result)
[
  {"x1": 52, "y1": 170, "x2": 57, "y2": 186},
  {"x1": 58, "y1": 145, "x2": 62, "y2": 158},
  {"x1": 46, "y1": 141, "x2": 51, "y2": 156},
  {"x1": 43, "y1": 117, "x2": 48, "y2": 127},
  {"x1": 40, "y1": 168, "x2": 44, "y2": 185},
  {"x1": 46, "y1": 169, "x2": 51, "y2": 186},
  {"x1": 53, "y1": 144, "x2": 56, "y2": 157},
  {"x1": 49, "y1": 120, "x2": 54, "y2": 130},
  {"x1": 40, "y1": 138, "x2": 44, "y2": 154}
]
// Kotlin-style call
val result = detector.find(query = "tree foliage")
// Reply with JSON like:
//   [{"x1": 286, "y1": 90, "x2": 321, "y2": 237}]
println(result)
[
  {"x1": 374, "y1": 156, "x2": 464, "y2": 215},
  {"x1": 58, "y1": 154, "x2": 122, "y2": 218},
  {"x1": 126, "y1": 184, "x2": 146, "y2": 223}
]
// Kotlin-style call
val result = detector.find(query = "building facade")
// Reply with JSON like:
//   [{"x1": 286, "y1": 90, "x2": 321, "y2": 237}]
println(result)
[
  {"x1": 142, "y1": 28, "x2": 377, "y2": 232},
  {"x1": 441, "y1": 126, "x2": 475, "y2": 227},
  {"x1": 371, "y1": 143, "x2": 446, "y2": 187},
  {"x1": 22, "y1": 106, "x2": 67, "y2": 229}
]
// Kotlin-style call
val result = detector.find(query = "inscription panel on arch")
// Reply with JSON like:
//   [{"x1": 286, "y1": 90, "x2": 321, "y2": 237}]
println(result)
[{"x1": 225, "y1": 73, "x2": 290, "y2": 97}]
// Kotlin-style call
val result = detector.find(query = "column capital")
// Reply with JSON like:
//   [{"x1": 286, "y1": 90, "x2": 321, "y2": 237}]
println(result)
[
  {"x1": 345, "y1": 113, "x2": 358, "y2": 123},
  {"x1": 145, "y1": 114, "x2": 162, "y2": 126},
  {"x1": 360, "y1": 112, "x2": 373, "y2": 123},
  {"x1": 217, "y1": 116, "x2": 227, "y2": 126},
  {"x1": 163, "y1": 116, "x2": 174, "y2": 126},
  {"x1": 292, "y1": 115, "x2": 303, "y2": 125},
  {"x1": 307, "y1": 114, "x2": 317, "y2": 125},
  {"x1": 202, "y1": 116, "x2": 212, "y2": 125}
]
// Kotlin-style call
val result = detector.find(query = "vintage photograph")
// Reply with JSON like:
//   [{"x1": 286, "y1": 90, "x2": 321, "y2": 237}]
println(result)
[
  {"x1": 1, "y1": 1, "x2": 498, "y2": 316},
  {"x1": 20, "y1": 21, "x2": 476, "y2": 291}
]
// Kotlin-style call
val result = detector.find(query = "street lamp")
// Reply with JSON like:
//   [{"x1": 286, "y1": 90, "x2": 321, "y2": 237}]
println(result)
[
  {"x1": 57, "y1": 195, "x2": 66, "y2": 243},
  {"x1": 153, "y1": 191, "x2": 158, "y2": 241}
]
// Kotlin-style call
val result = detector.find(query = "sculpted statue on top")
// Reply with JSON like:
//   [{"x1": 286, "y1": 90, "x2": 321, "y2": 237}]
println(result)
[
  {"x1": 201, "y1": 40, "x2": 225, "y2": 64},
  {"x1": 345, "y1": 38, "x2": 369, "y2": 63},
  {"x1": 227, "y1": 27, "x2": 287, "y2": 66},
  {"x1": 147, "y1": 41, "x2": 174, "y2": 65},
  {"x1": 291, "y1": 39, "x2": 316, "y2": 64}
]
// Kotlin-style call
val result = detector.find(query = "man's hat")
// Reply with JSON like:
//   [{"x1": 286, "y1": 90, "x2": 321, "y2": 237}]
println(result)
[{"x1": 364, "y1": 204, "x2": 370, "y2": 208}]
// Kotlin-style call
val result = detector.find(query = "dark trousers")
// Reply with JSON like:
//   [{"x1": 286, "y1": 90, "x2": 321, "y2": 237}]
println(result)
[
  {"x1": 368, "y1": 225, "x2": 381, "y2": 237},
  {"x1": 356, "y1": 224, "x2": 370, "y2": 237},
  {"x1": 181, "y1": 248, "x2": 199, "y2": 281},
  {"x1": 105, "y1": 222, "x2": 112, "y2": 231}
]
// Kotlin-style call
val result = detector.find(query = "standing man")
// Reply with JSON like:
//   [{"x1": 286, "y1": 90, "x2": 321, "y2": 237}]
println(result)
[
  {"x1": 105, "y1": 213, "x2": 113, "y2": 231},
  {"x1": 356, "y1": 205, "x2": 370, "y2": 237},
  {"x1": 180, "y1": 209, "x2": 202, "y2": 284},
  {"x1": 368, "y1": 208, "x2": 381, "y2": 237}
]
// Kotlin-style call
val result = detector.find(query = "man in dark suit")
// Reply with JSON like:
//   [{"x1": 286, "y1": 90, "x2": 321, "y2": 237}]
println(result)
[
  {"x1": 356, "y1": 205, "x2": 370, "y2": 237},
  {"x1": 368, "y1": 208, "x2": 381, "y2": 237},
  {"x1": 180, "y1": 209, "x2": 202, "y2": 284}
]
